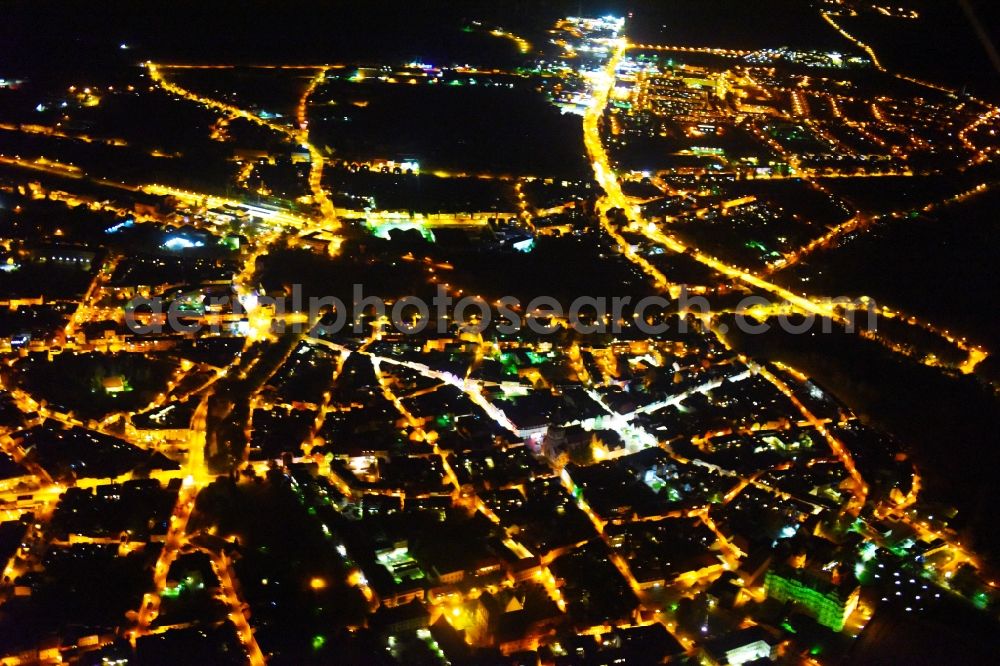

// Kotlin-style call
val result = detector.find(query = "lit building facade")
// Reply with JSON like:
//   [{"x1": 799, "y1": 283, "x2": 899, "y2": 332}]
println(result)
[{"x1": 765, "y1": 566, "x2": 859, "y2": 631}]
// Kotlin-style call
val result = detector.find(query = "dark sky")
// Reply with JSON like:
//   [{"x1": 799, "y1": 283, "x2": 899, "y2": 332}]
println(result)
[{"x1": 1, "y1": 1, "x2": 997, "y2": 95}]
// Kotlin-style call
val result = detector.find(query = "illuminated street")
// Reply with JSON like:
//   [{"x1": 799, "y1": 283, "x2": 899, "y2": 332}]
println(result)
[{"x1": 0, "y1": 3, "x2": 996, "y2": 665}]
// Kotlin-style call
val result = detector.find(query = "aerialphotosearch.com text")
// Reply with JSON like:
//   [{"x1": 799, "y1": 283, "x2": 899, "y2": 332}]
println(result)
[{"x1": 124, "y1": 284, "x2": 879, "y2": 338}]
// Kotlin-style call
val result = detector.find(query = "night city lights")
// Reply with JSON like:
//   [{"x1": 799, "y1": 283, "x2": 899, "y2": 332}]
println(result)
[{"x1": 0, "y1": 1, "x2": 997, "y2": 664}]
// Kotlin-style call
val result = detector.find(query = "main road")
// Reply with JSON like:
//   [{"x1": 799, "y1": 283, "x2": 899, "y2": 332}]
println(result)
[
  {"x1": 582, "y1": 38, "x2": 988, "y2": 375},
  {"x1": 585, "y1": 41, "x2": 848, "y2": 319}
]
